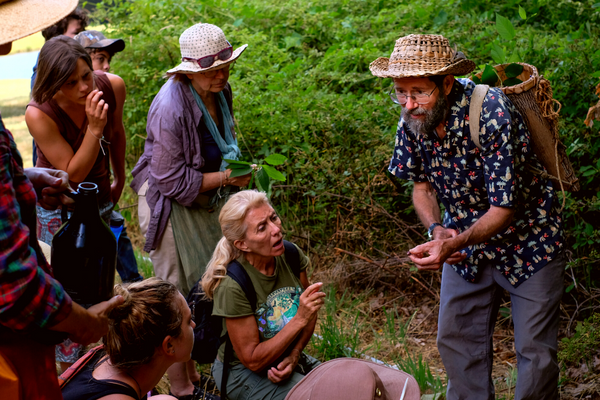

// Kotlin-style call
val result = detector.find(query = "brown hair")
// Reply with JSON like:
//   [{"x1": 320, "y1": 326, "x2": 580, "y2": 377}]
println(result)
[
  {"x1": 32, "y1": 36, "x2": 93, "y2": 104},
  {"x1": 88, "y1": 47, "x2": 115, "y2": 61},
  {"x1": 41, "y1": 7, "x2": 89, "y2": 41},
  {"x1": 106, "y1": 278, "x2": 183, "y2": 370}
]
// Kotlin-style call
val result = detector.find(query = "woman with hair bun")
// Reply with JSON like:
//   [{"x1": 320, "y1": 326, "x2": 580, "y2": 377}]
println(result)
[
  {"x1": 201, "y1": 190, "x2": 326, "y2": 400},
  {"x1": 61, "y1": 278, "x2": 195, "y2": 400}
]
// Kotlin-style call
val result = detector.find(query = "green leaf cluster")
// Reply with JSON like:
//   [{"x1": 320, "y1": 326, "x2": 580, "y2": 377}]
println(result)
[{"x1": 225, "y1": 153, "x2": 287, "y2": 197}]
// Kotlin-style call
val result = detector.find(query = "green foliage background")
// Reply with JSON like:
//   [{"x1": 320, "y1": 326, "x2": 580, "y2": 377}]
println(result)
[{"x1": 96, "y1": 0, "x2": 600, "y2": 288}]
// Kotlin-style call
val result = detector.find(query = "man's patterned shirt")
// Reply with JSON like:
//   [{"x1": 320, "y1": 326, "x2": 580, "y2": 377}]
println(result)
[{"x1": 389, "y1": 78, "x2": 563, "y2": 287}]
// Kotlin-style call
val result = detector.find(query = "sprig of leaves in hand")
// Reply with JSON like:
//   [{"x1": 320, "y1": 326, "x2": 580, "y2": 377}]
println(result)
[{"x1": 224, "y1": 153, "x2": 287, "y2": 197}]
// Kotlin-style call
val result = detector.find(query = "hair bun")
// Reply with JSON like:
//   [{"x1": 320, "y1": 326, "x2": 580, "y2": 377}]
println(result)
[{"x1": 109, "y1": 284, "x2": 133, "y2": 320}]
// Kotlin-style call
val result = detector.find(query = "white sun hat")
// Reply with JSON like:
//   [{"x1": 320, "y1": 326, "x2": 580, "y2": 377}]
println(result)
[
  {"x1": 0, "y1": 0, "x2": 78, "y2": 45},
  {"x1": 167, "y1": 23, "x2": 248, "y2": 75}
]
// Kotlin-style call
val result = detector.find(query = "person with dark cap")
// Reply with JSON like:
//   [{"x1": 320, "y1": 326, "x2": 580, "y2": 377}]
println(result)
[
  {"x1": 0, "y1": 1, "x2": 122, "y2": 398},
  {"x1": 74, "y1": 30, "x2": 125, "y2": 73}
]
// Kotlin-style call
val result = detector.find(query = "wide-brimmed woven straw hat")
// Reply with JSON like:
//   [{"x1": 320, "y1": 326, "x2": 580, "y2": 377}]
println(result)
[
  {"x1": 284, "y1": 358, "x2": 420, "y2": 400},
  {"x1": 167, "y1": 23, "x2": 247, "y2": 75},
  {"x1": 370, "y1": 34, "x2": 476, "y2": 79},
  {"x1": 0, "y1": 0, "x2": 78, "y2": 46}
]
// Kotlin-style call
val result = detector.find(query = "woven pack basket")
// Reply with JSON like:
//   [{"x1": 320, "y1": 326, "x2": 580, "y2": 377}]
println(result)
[{"x1": 472, "y1": 63, "x2": 579, "y2": 193}]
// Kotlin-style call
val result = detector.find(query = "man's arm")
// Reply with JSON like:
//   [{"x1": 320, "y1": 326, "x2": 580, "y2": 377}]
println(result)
[
  {"x1": 409, "y1": 204, "x2": 515, "y2": 270},
  {"x1": 106, "y1": 73, "x2": 126, "y2": 205},
  {"x1": 413, "y1": 181, "x2": 442, "y2": 231},
  {"x1": 0, "y1": 139, "x2": 73, "y2": 330}
]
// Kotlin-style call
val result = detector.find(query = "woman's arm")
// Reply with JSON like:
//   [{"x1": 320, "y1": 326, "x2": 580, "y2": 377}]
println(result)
[
  {"x1": 266, "y1": 271, "x2": 317, "y2": 383},
  {"x1": 25, "y1": 90, "x2": 108, "y2": 183},
  {"x1": 106, "y1": 73, "x2": 126, "y2": 205},
  {"x1": 226, "y1": 282, "x2": 325, "y2": 372},
  {"x1": 193, "y1": 169, "x2": 251, "y2": 201}
]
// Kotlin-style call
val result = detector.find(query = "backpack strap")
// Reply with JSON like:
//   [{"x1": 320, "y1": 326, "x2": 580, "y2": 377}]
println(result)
[
  {"x1": 58, "y1": 345, "x2": 104, "y2": 389},
  {"x1": 469, "y1": 84, "x2": 489, "y2": 151},
  {"x1": 227, "y1": 260, "x2": 257, "y2": 310},
  {"x1": 221, "y1": 261, "x2": 256, "y2": 400},
  {"x1": 283, "y1": 240, "x2": 301, "y2": 278}
]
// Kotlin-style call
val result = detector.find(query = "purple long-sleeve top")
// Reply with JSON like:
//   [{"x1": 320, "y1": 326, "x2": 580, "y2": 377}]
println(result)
[{"x1": 130, "y1": 76, "x2": 233, "y2": 252}]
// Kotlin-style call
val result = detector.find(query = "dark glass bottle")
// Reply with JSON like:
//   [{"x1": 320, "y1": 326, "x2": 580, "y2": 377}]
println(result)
[{"x1": 51, "y1": 182, "x2": 117, "y2": 305}]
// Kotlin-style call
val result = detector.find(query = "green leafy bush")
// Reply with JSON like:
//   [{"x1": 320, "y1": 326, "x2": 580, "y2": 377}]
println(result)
[
  {"x1": 94, "y1": 0, "x2": 600, "y2": 289},
  {"x1": 559, "y1": 313, "x2": 600, "y2": 368}
]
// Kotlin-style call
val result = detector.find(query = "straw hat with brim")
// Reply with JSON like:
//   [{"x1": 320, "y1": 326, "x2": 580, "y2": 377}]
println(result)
[
  {"x1": 74, "y1": 30, "x2": 125, "y2": 54},
  {"x1": 167, "y1": 23, "x2": 247, "y2": 75},
  {"x1": 284, "y1": 358, "x2": 421, "y2": 400},
  {"x1": 0, "y1": 0, "x2": 78, "y2": 45},
  {"x1": 370, "y1": 34, "x2": 476, "y2": 79}
]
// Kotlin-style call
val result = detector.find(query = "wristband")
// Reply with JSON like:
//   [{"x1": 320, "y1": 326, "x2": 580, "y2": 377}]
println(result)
[{"x1": 427, "y1": 222, "x2": 443, "y2": 240}]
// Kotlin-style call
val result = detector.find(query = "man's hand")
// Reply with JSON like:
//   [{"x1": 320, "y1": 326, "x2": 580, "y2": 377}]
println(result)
[
  {"x1": 267, "y1": 351, "x2": 300, "y2": 383},
  {"x1": 49, "y1": 295, "x2": 124, "y2": 345},
  {"x1": 408, "y1": 236, "x2": 467, "y2": 271},
  {"x1": 24, "y1": 168, "x2": 74, "y2": 210}
]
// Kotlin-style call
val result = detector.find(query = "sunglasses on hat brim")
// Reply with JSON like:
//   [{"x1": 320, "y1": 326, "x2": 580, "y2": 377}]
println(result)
[{"x1": 182, "y1": 44, "x2": 233, "y2": 69}]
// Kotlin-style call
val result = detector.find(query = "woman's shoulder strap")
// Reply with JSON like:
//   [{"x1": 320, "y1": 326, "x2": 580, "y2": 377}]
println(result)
[{"x1": 226, "y1": 260, "x2": 257, "y2": 311}]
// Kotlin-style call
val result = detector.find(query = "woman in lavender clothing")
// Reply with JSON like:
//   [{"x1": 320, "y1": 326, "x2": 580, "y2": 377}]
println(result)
[{"x1": 130, "y1": 23, "x2": 251, "y2": 399}]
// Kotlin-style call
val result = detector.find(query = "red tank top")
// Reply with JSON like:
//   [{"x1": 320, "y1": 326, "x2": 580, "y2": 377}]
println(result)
[{"x1": 29, "y1": 71, "x2": 116, "y2": 205}]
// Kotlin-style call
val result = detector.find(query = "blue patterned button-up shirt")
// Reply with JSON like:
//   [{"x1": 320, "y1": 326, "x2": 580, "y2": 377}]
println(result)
[{"x1": 389, "y1": 78, "x2": 563, "y2": 287}]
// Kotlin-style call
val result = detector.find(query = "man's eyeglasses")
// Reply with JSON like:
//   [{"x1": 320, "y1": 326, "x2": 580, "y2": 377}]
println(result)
[
  {"x1": 388, "y1": 85, "x2": 438, "y2": 105},
  {"x1": 182, "y1": 42, "x2": 233, "y2": 69}
]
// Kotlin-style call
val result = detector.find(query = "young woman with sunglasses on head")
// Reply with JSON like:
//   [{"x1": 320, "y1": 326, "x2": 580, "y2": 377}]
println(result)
[{"x1": 130, "y1": 23, "x2": 251, "y2": 399}]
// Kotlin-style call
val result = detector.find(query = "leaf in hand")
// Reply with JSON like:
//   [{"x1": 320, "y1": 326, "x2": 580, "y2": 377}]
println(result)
[
  {"x1": 229, "y1": 166, "x2": 253, "y2": 177},
  {"x1": 224, "y1": 159, "x2": 252, "y2": 167},
  {"x1": 264, "y1": 153, "x2": 287, "y2": 166},
  {"x1": 262, "y1": 165, "x2": 285, "y2": 181},
  {"x1": 256, "y1": 168, "x2": 270, "y2": 192}
]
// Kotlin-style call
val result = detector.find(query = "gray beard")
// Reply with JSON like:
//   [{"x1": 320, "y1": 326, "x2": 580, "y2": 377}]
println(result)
[{"x1": 402, "y1": 91, "x2": 448, "y2": 138}]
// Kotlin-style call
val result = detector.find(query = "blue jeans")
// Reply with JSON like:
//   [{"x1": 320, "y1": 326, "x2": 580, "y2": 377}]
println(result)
[{"x1": 116, "y1": 224, "x2": 143, "y2": 283}]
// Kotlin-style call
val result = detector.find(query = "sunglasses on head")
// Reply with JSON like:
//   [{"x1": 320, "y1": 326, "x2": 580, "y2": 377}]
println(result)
[{"x1": 182, "y1": 42, "x2": 233, "y2": 69}]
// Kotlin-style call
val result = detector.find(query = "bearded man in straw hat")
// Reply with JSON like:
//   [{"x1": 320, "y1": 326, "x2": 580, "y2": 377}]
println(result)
[
  {"x1": 370, "y1": 34, "x2": 566, "y2": 399},
  {"x1": 0, "y1": 1, "x2": 123, "y2": 398}
]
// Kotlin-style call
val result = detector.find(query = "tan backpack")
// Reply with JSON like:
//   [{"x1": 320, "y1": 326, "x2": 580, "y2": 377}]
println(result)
[{"x1": 469, "y1": 63, "x2": 579, "y2": 210}]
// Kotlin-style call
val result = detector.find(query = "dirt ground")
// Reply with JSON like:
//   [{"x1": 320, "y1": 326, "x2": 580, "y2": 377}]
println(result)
[{"x1": 311, "y1": 250, "x2": 600, "y2": 400}]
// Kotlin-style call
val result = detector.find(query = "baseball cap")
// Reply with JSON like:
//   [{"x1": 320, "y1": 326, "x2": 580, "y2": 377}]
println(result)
[{"x1": 74, "y1": 30, "x2": 125, "y2": 54}]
